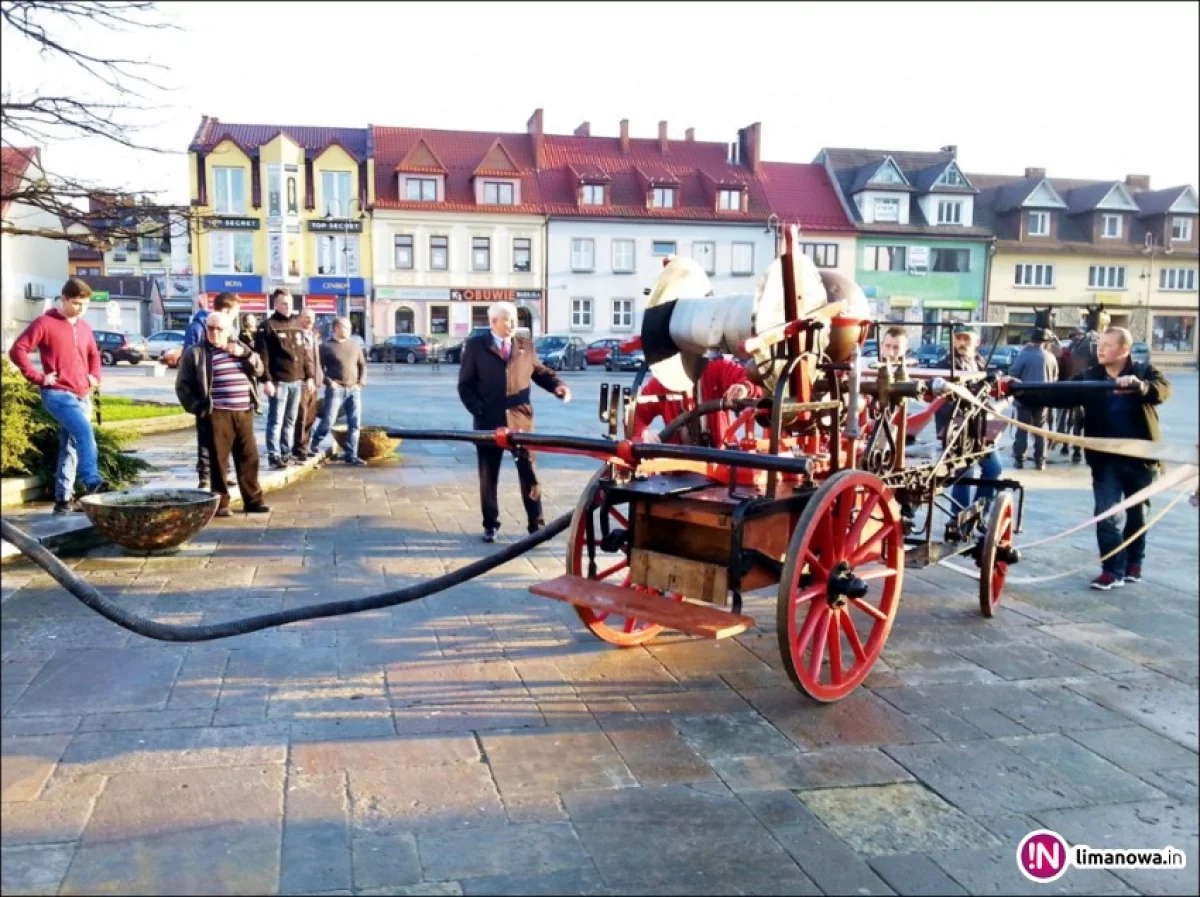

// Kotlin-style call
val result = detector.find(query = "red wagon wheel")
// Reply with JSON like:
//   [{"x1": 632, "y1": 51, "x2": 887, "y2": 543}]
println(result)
[
  {"x1": 978, "y1": 492, "x2": 1014, "y2": 618},
  {"x1": 776, "y1": 470, "x2": 904, "y2": 703},
  {"x1": 566, "y1": 469, "x2": 678, "y2": 646}
]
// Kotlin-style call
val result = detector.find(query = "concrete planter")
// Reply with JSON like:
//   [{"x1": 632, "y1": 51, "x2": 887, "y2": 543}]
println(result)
[{"x1": 0, "y1": 474, "x2": 47, "y2": 509}]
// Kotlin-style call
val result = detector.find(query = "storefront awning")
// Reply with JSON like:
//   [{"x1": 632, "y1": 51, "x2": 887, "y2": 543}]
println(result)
[
  {"x1": 202, "y1": 292, "x2": 268, "y2": 314},
  {"x1": 304, "y1": 294, "x2": 338, "y2": 314}
]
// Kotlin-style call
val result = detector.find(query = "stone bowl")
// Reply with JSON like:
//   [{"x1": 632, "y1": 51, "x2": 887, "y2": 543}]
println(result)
[
  {"x1": 80, "y1": 488, "x2": 219, "y2": 552},
  {"x1": 332, "y1": 425, "x2": 401, "y2": 461}
]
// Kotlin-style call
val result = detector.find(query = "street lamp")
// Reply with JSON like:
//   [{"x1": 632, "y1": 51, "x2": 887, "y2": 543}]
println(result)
[
  {"x1": 1139, "y1": 231, "x2": 1173, "y2": 342},
  {"x1": 764, "y1": 213, "x2": 782, "y2": 258}
]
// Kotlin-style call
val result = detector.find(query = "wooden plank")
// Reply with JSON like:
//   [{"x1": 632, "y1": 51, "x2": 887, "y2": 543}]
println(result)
[
  {"x1": 631, "y1": 549, "x2": 728, "y2": 605},
  {"x1": 529, "y1": 574, "x2": 755, "y2": 640}
]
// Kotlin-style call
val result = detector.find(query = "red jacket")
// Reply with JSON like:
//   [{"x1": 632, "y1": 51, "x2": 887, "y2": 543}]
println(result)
[
  {"x1": 8, "y1": 310, "x2": 101, "y2": 398},
  {"x1": 632, "y1": 357, "x2": 756, "y2": 443}
]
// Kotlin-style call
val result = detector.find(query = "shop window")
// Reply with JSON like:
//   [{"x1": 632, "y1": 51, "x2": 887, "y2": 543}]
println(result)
[
  {"x1": 430, "y1": 305, "x2": 449, "y2": 336},
  {"x1": 1151, "y1": 314, "x2": 1195, "y2": 352},
  {"x1": 471, "y1": 305, "x2": 490, "y2": 328}
]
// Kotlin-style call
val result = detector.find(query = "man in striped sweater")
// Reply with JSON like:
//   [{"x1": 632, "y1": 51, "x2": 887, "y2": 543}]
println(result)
[{"x1": 175, "y1": 311, "x2": 271, "y2": 516}]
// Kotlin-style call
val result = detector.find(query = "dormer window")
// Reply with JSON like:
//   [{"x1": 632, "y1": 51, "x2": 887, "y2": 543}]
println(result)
[
  {"x1": 650, "y1": 187, "x2": 677, "y2": 209},
  {"x1": 483, "y1": 181, "x2": 515, "y2": 205},
  {"x1": 717, "y1": 189, "x2": 742, "y2": 211},
  {"x1": 1101, "y1": 214, "x2": 1122, "y2": 239},
  {"x1": 873, "y1": 197, "x2": 900, "y2": 222},
  {"x1": 1171, "y1": 217, "x2": 1193, "y2": 241},
  {"x1": 581, "y1": 184, "x2": 605, "y2": 206},
  {"x1": 405, "y1": 177, "x2": 438, "y2": 202},
  {"x1": 937, "y1": 166, "x2": 966, "y2": 187},
  {"x1": 937, "y1": 200, "x2": 963, "y2": 225},
  {"x1": 1028, "y1": 211, "x2": 1050, "y2": 236}
]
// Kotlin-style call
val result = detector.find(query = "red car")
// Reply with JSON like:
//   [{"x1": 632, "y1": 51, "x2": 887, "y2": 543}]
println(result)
[{"x1": 586, "y1": 338, "x2": 622, "y2": 365}]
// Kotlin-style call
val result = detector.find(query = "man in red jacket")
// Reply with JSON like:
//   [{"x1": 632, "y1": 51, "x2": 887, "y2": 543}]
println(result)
[
  {"x1": 632, "y1": 357, "x2": 757, "y2": 445},
  {"x1": 9, "y1": 278, "x2": 111, "y2": 513}
]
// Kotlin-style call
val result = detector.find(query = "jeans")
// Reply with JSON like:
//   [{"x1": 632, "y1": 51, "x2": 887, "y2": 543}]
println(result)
[
  {"x1": 311, "y1": 385, "x2": 362, "y2": 460},
  {"x1": 265, "y1": 381, "x2": 303, "y2": 459},
  {"x1": 41, "y1": 389, "x2": 101, "y2": 500},
  {"x1": 951, "y1": 449, "x2": 1003, "y2": 509},
  {"x1": 1092, "y1": 461, "x2": 1156, "y2": 577}
]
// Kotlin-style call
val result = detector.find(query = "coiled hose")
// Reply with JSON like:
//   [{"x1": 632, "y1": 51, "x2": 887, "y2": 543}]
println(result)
[{"x1": 0, "y1": 512, "x2": 571, "y2": 642}]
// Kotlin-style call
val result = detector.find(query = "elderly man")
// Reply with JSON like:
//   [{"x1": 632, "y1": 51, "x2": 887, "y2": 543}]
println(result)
[
  {"x1": 255, "y1": 289, "x2": 314, "y2": 468},
  {"x1": 176, "y1": 310, "x2": 270, "y2": 516},
  {"x1": 457, "y1": 302, "x2": 570, "y2": 542},
  {"x1": 1008, "y1": 328, "x2": 1059, "y2": 470},
  {"x1": 291, "y1": 307, "x2": 323, "y2": 462},
  {"x1": 310, "y1": 316, "x2": 367, "y2": 465}
]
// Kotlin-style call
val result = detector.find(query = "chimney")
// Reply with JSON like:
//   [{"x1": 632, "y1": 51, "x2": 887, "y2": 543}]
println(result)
[
  {"x1": 573, "y1": 121, "x2": 590, "y2": 138},
  {"x1": 658, "y1": 120, "x2": 669, "y2": 153},
  {"x1": 685, "y1": 128, "x2": 695, "y2": 142},
  {"x1": 737, "y1": 122, "x2": 762, "y2": 173},
  {"x1": 619, "y1": 119, "x2": 630, "y2": 154},
  {"x1": 940, "y1": 144, "x2": 957, "y2": 158},
  {"x1": 1024, "y1": 167, "x2": 1046, "y2": 180},
  {"x1": 527, "y1": 108, "x2": 544, "y2": 167},
  {"x1": 1124, "y1": 174, "x2": 1151, "y2": 191}
]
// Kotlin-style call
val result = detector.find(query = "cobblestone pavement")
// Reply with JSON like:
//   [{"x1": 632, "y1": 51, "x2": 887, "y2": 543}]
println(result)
[{"x1": 2, "y1": 370, "x2": 1196, "y2": 896}]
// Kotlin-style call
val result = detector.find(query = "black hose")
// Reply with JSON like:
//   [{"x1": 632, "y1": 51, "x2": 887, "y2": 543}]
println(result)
[
  {"x1": 0, "y1": 512, "x2": 571, "y2": 642},
  {"x1": 657, "y1": 398, "x2": 757, "y2": 443}
]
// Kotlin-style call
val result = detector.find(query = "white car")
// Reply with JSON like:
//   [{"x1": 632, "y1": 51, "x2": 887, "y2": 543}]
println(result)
[{"x1": 145, "y1": 330, "x2": 186, "y2": 359}]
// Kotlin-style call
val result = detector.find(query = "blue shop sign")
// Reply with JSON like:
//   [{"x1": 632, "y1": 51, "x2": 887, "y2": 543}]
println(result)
[
  {"x1": 202, "y1": 274, "x2": 264, "y2": 293},
  {"x1": 308, "y1": 276, "x2": 366, "y2": 295}
]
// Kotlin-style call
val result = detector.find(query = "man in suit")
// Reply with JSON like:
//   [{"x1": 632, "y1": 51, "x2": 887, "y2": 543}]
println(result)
[{"x1": 457, "y1": 302, "x2": 570, "y2": 543}]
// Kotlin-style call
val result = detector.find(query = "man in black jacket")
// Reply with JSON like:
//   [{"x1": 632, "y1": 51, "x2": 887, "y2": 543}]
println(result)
[
  {"x1": 255, "y1": 289, "x2": 315, "y2": 468},
  {"x1": 1021, "y1": 326, "x2": 1172, "y2": 590},
  {"x1": 457, "y1": 302, "x2": 569, "y2": 542}
]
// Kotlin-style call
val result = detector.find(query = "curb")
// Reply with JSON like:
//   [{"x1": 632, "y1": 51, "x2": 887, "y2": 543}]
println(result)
[{"x1": 0, "y1": 451, "x2": 328, "y2": 568}]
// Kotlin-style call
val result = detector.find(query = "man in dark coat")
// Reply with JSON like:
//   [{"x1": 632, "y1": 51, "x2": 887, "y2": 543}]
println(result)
[
  {"x1": 1007, "y1": 328, "x2": 1059, "y2": 469},
  {"x1": 457, "y1": 301, "x2": 570, "y2": 542}
]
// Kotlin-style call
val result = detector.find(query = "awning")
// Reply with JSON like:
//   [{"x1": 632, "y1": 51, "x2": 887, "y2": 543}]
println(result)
[
  {"x1": 303, "y1": 294, "x2": 338, "y2": 314},
  {"x1": 202, "y1": 292, "x2": 268, "y2": 314}
]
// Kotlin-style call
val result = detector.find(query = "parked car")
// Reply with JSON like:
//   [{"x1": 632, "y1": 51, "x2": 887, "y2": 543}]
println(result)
[
  {"x1": 145, "y1": 330, "x2": 186, "y2": 359},
  {"x1": 161, "y1": 345, "x2": 183, "y2": 369},
  {"x1": 985, "y1": 345, "x2": 1021, "y2": 374},
  {"x1": 1131, "y1": 341, "x2": 1151, "y2": 365},
  {"x1": 605, "y1": 346, "x2": 646, "y2": 372},
  {"x1": 586, "y1": 338, "x2": 622, "y2": 365},
  {"x1": 442, "y1": 327, "x2": 492, "y2": 364},
  {"x1": 914, "y1": 343, "x2": 950, "y2": 368},
  {"x1": 93, "y1": 330, "x2": 145, "y2": 366},
  {"x1": 535, "y1": 335, "x2": 587, "y2": 371},
  {"x1": 368, "y1": 334, "x2": 429, "y2": 364}
]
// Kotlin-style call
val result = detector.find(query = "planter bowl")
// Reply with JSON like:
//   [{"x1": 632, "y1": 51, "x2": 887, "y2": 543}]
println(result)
[
  {"x1": 332, "y1": 426, "x2": 401, "y2": 461},
  {"x1": 80, "y1": 488, "x2": 219, "y2": 552}
]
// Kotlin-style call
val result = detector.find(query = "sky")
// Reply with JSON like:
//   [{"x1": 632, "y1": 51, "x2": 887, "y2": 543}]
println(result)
[{"x1": 3, "y1": 0, "x2": 1198, "y2": 206}]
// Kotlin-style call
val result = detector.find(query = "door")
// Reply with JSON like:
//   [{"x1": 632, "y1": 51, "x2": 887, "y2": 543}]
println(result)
[
  {"x1": 517, "y1": 306, "x2": 532, "y2": 331},
  {"x1": 395, "y1": 307, "x2": 415, "y2": 334}
]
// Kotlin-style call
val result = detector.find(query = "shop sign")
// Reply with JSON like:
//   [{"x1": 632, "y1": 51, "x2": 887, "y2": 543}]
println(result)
[
  {"x1": 450, "y1": 288, "x2": 543, "y2": 302},
  {"x1": 202, "y1": 274, "x2": 264, "y2": 293},
  {"x1": 888, "y1": 296, "x2": 915, "y2": 308},
  {"x1": 206, "y1": 216, "x2": 261, "y2": 230},
  {"x1": 924, "y1": 298, "x2": 977, "y2": 310},
  {"x1": 303, "y1": 294, "x2": 338, "y2": 313},
  {"x1": 376, "y1": 287, "x2": 451, "y2": 302},
  {"x1": 308, "y1": 219, "x2": 363, "y2": 233},
  {"x1": 1094, "y1": 293, "x2": 1122, "y2": 305},
  {"x1": 308, "y1": 276, "x2": 366, "y2": 295}
]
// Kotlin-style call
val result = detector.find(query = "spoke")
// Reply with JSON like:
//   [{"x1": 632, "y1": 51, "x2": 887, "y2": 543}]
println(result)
[
  {"x1": 793, "y1": 602, "x2": 825, "y2": 657},
  {"x1": 857, "y1": 567, "x2": 898, "y2": 582},
  {"x1": 844, "y1": 493, "x2": 880, "y2": 559},
  {"x1": 827, "y1": 613, "x2": 844, "y2": 685},
  {"x1": 623, "y1": 616, "x2": 640, "y2": 633},
  {"x1": 849, "y1": 597, "x2": 889, "y2": 623},
  {"x1": 804, "y1": 549, "x2": 830, "y2": 581},
  {"x1": 808, "y1": 610, "x2": 832, "y2": 682},
  {"x1": 596, "y1": 559, "x2": 629, "y2": 580},
  {"x1": 840, "y1": 611, "x2": 867, "y2": 663},
  {"x1": 608, "y1": 507, "x2": 629, "y2": 528},
  {"x1": 849, "y1": 525, "x2": 890, "y2": 567},
  {"x1": 594, "y1": 611, "x2": 610, "y2": 624},
  {"x1": 793, "y1": 583, "x2": 824, "y2": 607}
]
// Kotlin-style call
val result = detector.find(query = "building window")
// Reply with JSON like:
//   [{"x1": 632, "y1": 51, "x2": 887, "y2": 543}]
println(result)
[
  {"x1": 471, "y1": 305, "x2": 490, "y2": 328},
  {"x1": 1151, "y1": 314, "x2": 1196, "y2": 352},
  {"x1": 318, "y1": 235, "x2": 360, "y2": 276},
  {"x1": 1015, "y1": 263, "x2": 1055, "y2": 287},
  {"x1": 651, "y1": 240, "x2": 677, "y2": 257},
  {"x1": 873, "y1": 197, "x2": 900, "y2": 222},
  {"x1": 430, "y1": 235, "x2": 448, "y2": 270},
  {"x1": 512, "y1": 237, "x2": 532, "y2": 273},
  {"x1": 267, "y1": 165, "x2": 282, "y2": 217},
  {"x1": 862, "y1": 245, "x2": 907, "y2": 272},
  {"x1": 1028, "y1": 211, "x2": 1050, "y2": 236},
  {"x1": 394, "y1": 234, "x2": 414, "y2": 270},
  {"x1": 1088, "y1": 265, "x2": 1127, "y2": 289},
  {"x1": 717, "y1": 189, "x2": 742, "y2": 211},
  {"x1": 937, "y1": 166, "x2": 965, "y2": 187},
  {"x1": 406, "y1": 178, "x2": 437, "y2": 202},
  {"x1": 581, "y1": 184, "x2": 605, "y2": 205},
  {"x1": 471, "y1": 237, "x2": 490, "y2": 271},
  {"x1": 210, "y1": 232, "x2": 255, "y2": 274},
  {"x1": 430, "y1": 304, "x2": 449, "y2": 336},
  {"x1": 571, "y1": 238, "x2": 595, "y2": 272},
  {"x1": 929, "y1": 248, "x2": 970, "y2": 273},
  {"x1": 800, "y1": 242, "x2": 839, "y2": 268},
  {"x1": 111, "y1": 244, "x2": 127, "y2": 262},
  {"x1": 650, "y1": 187, "x2": 676, "y2": 209},
  {"x1": 139, "y1": 237, "x2": 161, "y2": 261},
  {"x1": 394, "y1": 307, "x2": 415, "y2": 334},
  {"x1": 1172, "y1": 216, "x2": 1194, "y2": 242},
  {"x1": 483, "y1": 181, "x2": 515, "y2": 205},
  {"x1": 936, "y1": 200, "x2": 963, "y2": 225},
  {"x1": 612, "y1": 298, "x2": 634, "y2": 330},
  {"x1": 1101, "y1": 214, "x2": 1122, "y2": 238},
  {"x1": 692, "y1": 241, "x2": 716, "y2": 275},
  {"x1": 872, "y1": 163, "x2": 905, "y2": 185},
  {"x1": 213, "y1": 166, "x2": 247, "y2": 215},
  {"x1": 571, "y1": 298, "x2": 593, "y2": 329},
  {"x1": 1159, "y1": 268, "x2": 1197, "y2": 291},
  {"x1": 731, "y1": 242, "x2": 754, "y2": 275},
  {"x1": 321, "y1": 170, "x2": 352, "y2": 217},
  {"x1": 612, "y1": 239, "x2": 635, "y2": 273}
]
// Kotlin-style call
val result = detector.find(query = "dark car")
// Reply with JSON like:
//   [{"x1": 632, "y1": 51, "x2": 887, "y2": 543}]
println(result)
[
  {"x1": 984, "y1": 345, "x2": 1021, "y2": 374},
  {"x1": 442, "y1": 326, "x2": 492, "y2": 364},
  {"x1": 368, "y1": 334, "x2": 428, "y2": 364},
  {"x1": 1131, "y1": 341, "x2": 1151, "y2": 365},
  {"x1": 586, "y1": 338, "x2": 622, "y2": 365},
  {"x1": 914, "y1": 343, "x2": 950, "y2": 368},
  {"x1": 605, "y1": 346, "x2": 646, "y2": 372},
  {"x1": 535, "y1": 335, "x2": 587, "y2": 371},
  {"x1": 93, "y1": 330, "x2": 145, "y2": 366}
]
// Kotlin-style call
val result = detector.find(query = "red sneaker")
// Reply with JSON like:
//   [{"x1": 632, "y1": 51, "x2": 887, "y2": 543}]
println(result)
[
  {"x1": 1090, "y1": 572, "x2": 1125, "y2": 591},
  {"x1": 1124, "y1": 565, "x2": 1141, "y2": 583}
]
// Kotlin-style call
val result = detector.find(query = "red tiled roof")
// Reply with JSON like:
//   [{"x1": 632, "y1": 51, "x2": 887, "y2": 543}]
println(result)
[
  {"x1": 189, "y1": 117, "x2": 368, "y2": 160},
  {"x1": 2, "y1": 146, "x2": 40, "y2": 218},
  {"x1": 567, "y1": 163, "x2": 611, "y2": 183},
  {"x1": 373, "y1": 127, "x2": 543, "y2": 213},
  {"x1": 759, "y1": 162, "x2": 855, "y2": 233}
]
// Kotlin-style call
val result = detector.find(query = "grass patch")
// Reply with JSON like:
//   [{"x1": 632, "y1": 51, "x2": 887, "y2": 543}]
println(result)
[{"x1": 97, "y1": 396, "x2": 185, "y2": 422}]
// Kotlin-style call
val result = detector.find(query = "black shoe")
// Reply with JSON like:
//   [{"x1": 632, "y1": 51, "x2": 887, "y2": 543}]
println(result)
[
  {"x1": 1071, "y1": 453, "x2": 1082, "y2": 465},
  {"x1": 1035, "y1": 462, "x2": 1046, "y2": 471},
  {"x1": 1060, "y1": 445, "x2": 1070, "y2": 456},
  {"x1": 197, "y1": 480, "x2": 211, "y2": 491},
  {"x1": 268, "y1": 457, "x2": 288, "y2": 470},
  {"x1": 293, "y1": 450, "x2": 309, "y2": 462},
  {"x1": 482, "y1": 527, "x2": 497, "y2": 543},
  {"x1": 53, "y1": 501, "x2": 71, "y2": 515},
  {"x1": 527, "y1": 521, "x2": 544, "y2": 535},
  {"x1": 244, "y1": 503, "x2": 271, "y2": 514},
  {"x1": 1013, "y1": 458, "x2": 1024, "y2": 470},
  {"x1": 82, "y1": 481, "x2": 111, "y2": 496}
]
